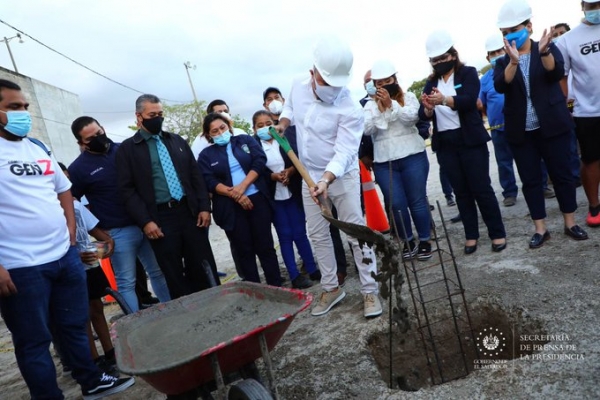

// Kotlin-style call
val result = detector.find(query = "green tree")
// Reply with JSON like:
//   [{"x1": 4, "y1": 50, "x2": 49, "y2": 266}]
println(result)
[
  {"x1": 479, "y1": 64, "x2": 492, "y2": 76},
  {"x1": 407, "y1": 77, "x2": 428, "y2": 97},
  {"x1": 128, "y1": 100, "x2": 252, "y2": 143}
]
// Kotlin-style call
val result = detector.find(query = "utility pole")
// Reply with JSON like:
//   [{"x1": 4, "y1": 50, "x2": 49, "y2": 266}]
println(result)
[
  {"x1": 183, "y1": 61, "x2": 198, "y2": 103},
  {"x1": 1, "y1": 34, "x2": 23, "y2": 74}
]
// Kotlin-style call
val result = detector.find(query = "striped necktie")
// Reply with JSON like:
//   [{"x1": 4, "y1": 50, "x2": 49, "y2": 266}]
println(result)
[{"x1": 152, "y1": 135, "x2": 184, "y2": 200}]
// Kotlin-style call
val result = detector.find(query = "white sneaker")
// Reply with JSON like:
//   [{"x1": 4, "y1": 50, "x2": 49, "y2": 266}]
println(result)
[
  {"x1": 311, "y1": 288, "x2": 346, "y2": 316},
  {"x1": 364, "y1": 293, "x2": 382, "y2": 318}
]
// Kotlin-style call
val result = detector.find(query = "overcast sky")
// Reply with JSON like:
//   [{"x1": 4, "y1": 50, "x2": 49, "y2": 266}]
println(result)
[{"x1": 1, "y1": 0, "x2": 583, "y2": 141}]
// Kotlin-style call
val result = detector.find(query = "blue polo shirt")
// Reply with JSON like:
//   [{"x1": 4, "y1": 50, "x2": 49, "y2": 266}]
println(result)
[
  {"x1": 479, "y1": 69, "x2": 505, "y2": 131},
  {"x1": 68, "y1": 142, "x2": 135, "y2": 229}
]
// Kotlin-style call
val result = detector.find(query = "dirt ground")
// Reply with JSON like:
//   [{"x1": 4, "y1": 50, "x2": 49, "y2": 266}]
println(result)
[{"x1": 1, "y1": 142, "x2": 599, "y2": 399}]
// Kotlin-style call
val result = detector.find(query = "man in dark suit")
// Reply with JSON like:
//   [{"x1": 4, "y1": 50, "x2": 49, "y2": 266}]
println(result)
[{"x1": 116, "y1": 94, "x2": 220, "y2": 299}]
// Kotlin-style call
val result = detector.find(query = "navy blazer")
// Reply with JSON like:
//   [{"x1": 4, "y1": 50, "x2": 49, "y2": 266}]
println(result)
[
  {"x1": 418, "y1": 66, "x2": 490, "y2": 151},
  {"x1": 116, "y1": 130, "x2": 211, "y2": 230},
  {"x1": 493, "y1": 40, "x2": 573, "y2": 144},
  {"x1": 255, "y1": 126, "x2": 303, "y2": 208},
  {"x1": 198, "y1": 134, "x2": 270, "y2": 231}
]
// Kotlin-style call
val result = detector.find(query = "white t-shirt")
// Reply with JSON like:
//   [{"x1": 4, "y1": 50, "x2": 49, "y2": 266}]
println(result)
[
  {"x1": 262, "y1": 139, "x2": 292, "y2": 201},
  {"x1": 557, "y1": 22, "x2": 600, "y2": 117},
  {"x1": 435, "y1": 74, "x2": 461, "y2": 132},
  {"x1": 0, "y1": 137, "x2": 72, "y2": 270}
]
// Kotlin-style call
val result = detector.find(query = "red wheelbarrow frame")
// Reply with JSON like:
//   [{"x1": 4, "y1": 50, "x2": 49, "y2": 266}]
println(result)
[{"x1": 111, "y1": 282, "x2": 312, "y2": 398}]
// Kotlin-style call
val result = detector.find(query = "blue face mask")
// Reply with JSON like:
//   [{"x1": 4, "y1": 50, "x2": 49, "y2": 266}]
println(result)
[
  {"x1": 0, "y1": 110, "x2": 32, "y2": 137},
  {"x1": 256, "y1": 126, "x2": 272, "y2": 141},
  {"x1": 365, "y1": 80, "x2": 377, "y2": 96},
  {"x1": 213, "y1": 130, "x2": 231, "y2": 146},
  {"x1": 490, "y1": 55, "x2": 503, "y2": 67},
  {"x1": 585, "y1": 10, "x2": 600, "y2": 25},
  {"x1": 505, "y1": 27, "x2": 529, "y2": 50}
]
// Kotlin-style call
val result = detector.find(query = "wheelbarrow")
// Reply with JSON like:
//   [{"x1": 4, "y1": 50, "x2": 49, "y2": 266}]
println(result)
[{"x1": 110, "y1": 281, "x2": 312, "y2": 399}]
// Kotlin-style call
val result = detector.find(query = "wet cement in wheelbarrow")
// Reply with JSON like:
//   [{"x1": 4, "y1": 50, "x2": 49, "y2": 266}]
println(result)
[{"x1": 123, "y1": 292, "x2": 298, "y2": 373}]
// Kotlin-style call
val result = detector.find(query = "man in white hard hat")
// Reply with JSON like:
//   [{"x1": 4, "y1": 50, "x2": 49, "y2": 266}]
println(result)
[
  {"x1": 556, "y1": 0, "x2": 600, "y2": 227},
  {"x1": 479, "y1": 33, "x2": 519, "y2": 207},
  {"x1": 275, "y1": 35, "x2": 381, "y2": 318}
]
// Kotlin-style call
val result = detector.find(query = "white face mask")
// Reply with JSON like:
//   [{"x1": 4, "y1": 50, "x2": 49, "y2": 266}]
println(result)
[
  {"x1": 268, "y1": 100, "x2": 283, "y2": 115},
  {"x1": 313, "y1": 80, "x2": 343, "y2": 104}
]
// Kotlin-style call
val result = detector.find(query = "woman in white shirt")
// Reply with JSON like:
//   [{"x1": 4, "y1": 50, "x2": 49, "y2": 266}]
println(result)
[{"x1": 364, "y1": 60, "x2": 432, "y2": 260}]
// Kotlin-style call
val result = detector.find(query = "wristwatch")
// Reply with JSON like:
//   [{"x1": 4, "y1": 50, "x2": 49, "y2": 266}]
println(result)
[
  {"x1": 317, "y1": 178, "x2": 331, "y2": 187},
  {"x1": 442, "y1": 96, "x2": 448, "y2": 106}
]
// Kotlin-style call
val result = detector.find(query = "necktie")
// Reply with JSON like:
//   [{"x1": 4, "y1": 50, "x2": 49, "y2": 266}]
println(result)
[{"x1": 152, "y1": 136, "x2": 184, "y2": 200}]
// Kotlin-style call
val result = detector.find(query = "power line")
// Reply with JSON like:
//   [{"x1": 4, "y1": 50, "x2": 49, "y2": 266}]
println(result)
[{"x1": 0, "y1": 18, "x2": 189, "y2": 104}]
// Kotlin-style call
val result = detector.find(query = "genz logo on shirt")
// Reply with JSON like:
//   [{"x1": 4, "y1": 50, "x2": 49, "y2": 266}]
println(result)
[{"x1": 8, "y1": 159, "x2": 55, "y2": 176}]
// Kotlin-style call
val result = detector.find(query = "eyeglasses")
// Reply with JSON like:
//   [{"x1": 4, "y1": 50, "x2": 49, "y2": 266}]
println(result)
[{"x1": 429, "y1": 54, "x2": 451, "y2": 64}]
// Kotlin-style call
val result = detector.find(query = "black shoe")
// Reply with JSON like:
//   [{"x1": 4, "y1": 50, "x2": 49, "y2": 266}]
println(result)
[
  {"x1": 450, "y1": 214, "x2": 462, "y2": 223},
  {"x1": 94, "y1": 356, "x2": 119, "y2": 377},
  {"x1": 309, "y1": 270, "x2": 322, "y2": 281},
  {"x1": 417, "y1": 241, "x2": 432, "y2": 260},
  {"x1": 82, "y1": 373, "x2": 135, "y2": 400},
  {"x1": 429, "y1": 204, "x2": 435, "y2": 211},
  {"x1": 464, "y1": 243, "x2": 478, "y2": 254},
  {"x1": 529, "y1": 231, "x2": 550, "y2": 249},
  {"x1": 564, "y1": 225, "x2": 588, "y2": 241},
  {"x1": 291, "y1": 274, "x2": 313, "y2": 289},
  {"x1": 491, "y1": 241, "x2": 507, "y2": 252},
  {"x1": 446, "y1": 196, "x2": 456, "y2": 207},
  {"x1": 402, "y1": 240, "x2": 418, "y2": 259}
]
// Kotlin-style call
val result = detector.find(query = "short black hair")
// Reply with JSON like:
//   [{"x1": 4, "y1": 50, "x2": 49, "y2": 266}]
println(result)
[
  {"x1": 202, "y1": 112, "x2": 232, "y2": 139},
  {"x1": 135, "y1": 94, "x2": 161, "y2": 113},
  {"x1": 0, "y1": 79, "x2": 22, "y2": 102},
  {"x1": 262, "y1": 87, "x2": 282, "y2": 102},
  {"x1": 206, "y1": 99, "x2": 228, "y2": 114},
  {"x1": 71, "y1": 116, "x2": 100, "y2": 141},
  {"x1": 554, "y1": 22, "x2": 570, "y2": 32},
  {"x1": 252, "y1": 110, "x2": 272, "y2": 128}
]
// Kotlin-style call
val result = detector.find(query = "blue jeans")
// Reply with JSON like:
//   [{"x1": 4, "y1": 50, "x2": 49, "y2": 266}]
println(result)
[
  {"x1": 0, "y1": 246, "x2": 101, "y2": 398},
  {"x1": 272, "y1": 197, "x2": 318, "y2": 281},
  {"x1": 373, "y1": 151, "x2": 431, "y2": 241},
  {"x1": 491, "y1": 130, "x2": 518, "y2": 198},
  {"x1": 109, "y1": 225, "x2": 171, "y2": 312}
]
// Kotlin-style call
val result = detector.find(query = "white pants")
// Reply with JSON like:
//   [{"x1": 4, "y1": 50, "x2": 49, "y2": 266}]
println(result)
[{"x1": 302, "y1": 169, "x2": 378, "y2": 293}]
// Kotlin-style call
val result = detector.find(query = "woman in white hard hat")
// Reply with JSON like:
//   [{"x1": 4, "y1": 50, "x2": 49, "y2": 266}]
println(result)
[
  {"x1": 494, "y1": 0, "x2": 587, "y2": 248},
  {"x1": 364, "y1": 59, "x2": 432, "y2": 260},
  {"x1": 419, "y1": 30, "x2": 507, "y2": 254}
]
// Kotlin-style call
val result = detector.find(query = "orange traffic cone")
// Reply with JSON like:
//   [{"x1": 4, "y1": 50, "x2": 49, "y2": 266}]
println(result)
[
  {"x1": 359, "y1": 160, "x2": 390, "y2": 233},
  {"x1": 100, "y1": 258, "x2": 118, "y2": 303}
]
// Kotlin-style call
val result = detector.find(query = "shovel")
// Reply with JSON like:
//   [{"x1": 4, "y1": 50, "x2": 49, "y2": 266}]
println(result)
[{"x1": 268, "y1": 127, "x2": 387, "y2": 245}]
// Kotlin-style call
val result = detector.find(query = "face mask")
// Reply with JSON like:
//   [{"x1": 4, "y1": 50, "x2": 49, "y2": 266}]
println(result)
[
  {"x1": 0, "y1": 110, "x2": 32, "y2": 137},
  {"x1": 505, "y1": 27, "x2": 529, "y2": 50},
  {"x1": 383, "y1": 83, "x2": 400, "y2": 98},
  {"x1": 256, "y1": 126, "x2": 272, "y2": 141},
  {"x1": 432, "y1": 60, "x2": 455, "y2": 75},
  {"x1": 490, "y1": 55, "x2": 503, "y2": 67},
  {"x1": 585, "y1": 10, "x2": 600, "y2": 25},
  {"x1": 86, "y1": 133, "x2": 112, "y2": 153},
  {"x1": 213, "y1": 130, "x2": 232, "y2": 146},
  {"x1": 365, "y1": 80, "x2": 377, "y2": 96},
  {"x1": 313, "y1": 80, "x2": 343, "y2": 104},
  {"x1": 268, "y1": 100, "x2": 283, "y2": 115},
  {"x1": 142, "y1": 116, "x2": 164, "y2": 135},
  {"x1": 551, "y1": 37, "x2": 559, "y2": 44}
]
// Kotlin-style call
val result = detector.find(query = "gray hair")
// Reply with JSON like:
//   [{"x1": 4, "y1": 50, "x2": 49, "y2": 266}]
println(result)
[{"x1": 135, "y1": 94, "x2": 161, "y2": 113}]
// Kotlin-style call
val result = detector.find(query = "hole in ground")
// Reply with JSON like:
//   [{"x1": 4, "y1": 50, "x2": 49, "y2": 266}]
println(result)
[{"x1": 367, "y1": 302, "x2": 549, "y2": 391}]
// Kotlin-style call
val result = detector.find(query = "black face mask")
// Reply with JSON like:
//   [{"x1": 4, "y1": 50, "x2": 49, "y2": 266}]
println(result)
[
  {"x1": 383, "y1": 83, "x2": 400, "y2": 98},
  {"x1": 433, "y1": 60, "x2": 455, "y2": 76},
  {"x1": 86, "y1": 134, "x2": 112, "y2": 153},
  {"x1": 142, "y1": 116, "x2": 164, "y2": 135}
]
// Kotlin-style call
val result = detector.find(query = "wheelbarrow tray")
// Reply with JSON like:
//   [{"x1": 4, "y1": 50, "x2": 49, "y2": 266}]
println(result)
[{"x1": 111, "y1": 281, "x2": 312, "y2": 395}]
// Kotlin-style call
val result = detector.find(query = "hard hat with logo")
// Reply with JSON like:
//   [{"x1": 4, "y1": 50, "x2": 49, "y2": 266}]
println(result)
[
  {"x1": 497, "y1": 0, "x2": 532, "y2": 29},
  {"x1": 313, "y1": 35, "x2": 354, "y2": 87},
  {"x1": 370, "y1": 60, "x2": 397, "y2": 80},
  {"x1": 485, "y1": 33, "x2": 505, "y2": 52},
  {"x1": 425, "y1": 30, "x2": 454, "y2": 58}
]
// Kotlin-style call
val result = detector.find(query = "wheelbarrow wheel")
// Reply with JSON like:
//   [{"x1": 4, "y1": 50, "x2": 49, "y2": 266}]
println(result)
[{"x1": 228, "y1": 379, "x2": 273, "y2": 400}]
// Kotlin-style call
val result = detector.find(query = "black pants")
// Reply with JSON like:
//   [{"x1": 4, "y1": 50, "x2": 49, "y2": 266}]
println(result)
[
  {"x1": 436, "y1": 128, "x2": 505, "y2": 241},
  {"x1": 151, "y1": 204, "x2": 220, "y2": 299},
  {"x1": 225, "y1": 193, "x2": 282, "y2": 286},
  {"x1": 510, "y1": 129, "x2": 576, "y2": 220}
]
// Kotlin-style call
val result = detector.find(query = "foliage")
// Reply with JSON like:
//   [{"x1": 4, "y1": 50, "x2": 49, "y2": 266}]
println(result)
[
  {"x1": 407, "y1": 77, "x2": 428, "y2": 97},
  {"x1": 479, "y1": 64, "x2": 493, "y2": 76},
  {"x1": 128, "y1": 100, "x2": 252, "y2": 144}
]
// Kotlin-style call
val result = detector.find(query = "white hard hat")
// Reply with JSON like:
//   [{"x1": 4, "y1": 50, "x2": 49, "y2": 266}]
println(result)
[
  {"x1": 313, "y1": 35, "x2": 353, "y2": 87},
  {"x1": 425, "y1": 30, "x2": 454, "y2": 58},
  {"x1": 497, "y1": 0, "x2": 532, "y2": 29},
  {"x1": 485, "y1": 33, "x2": 505, "y2": 52},
  {"x1": 370, "y1": 60, "x2": 397, "y2": 80}
]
